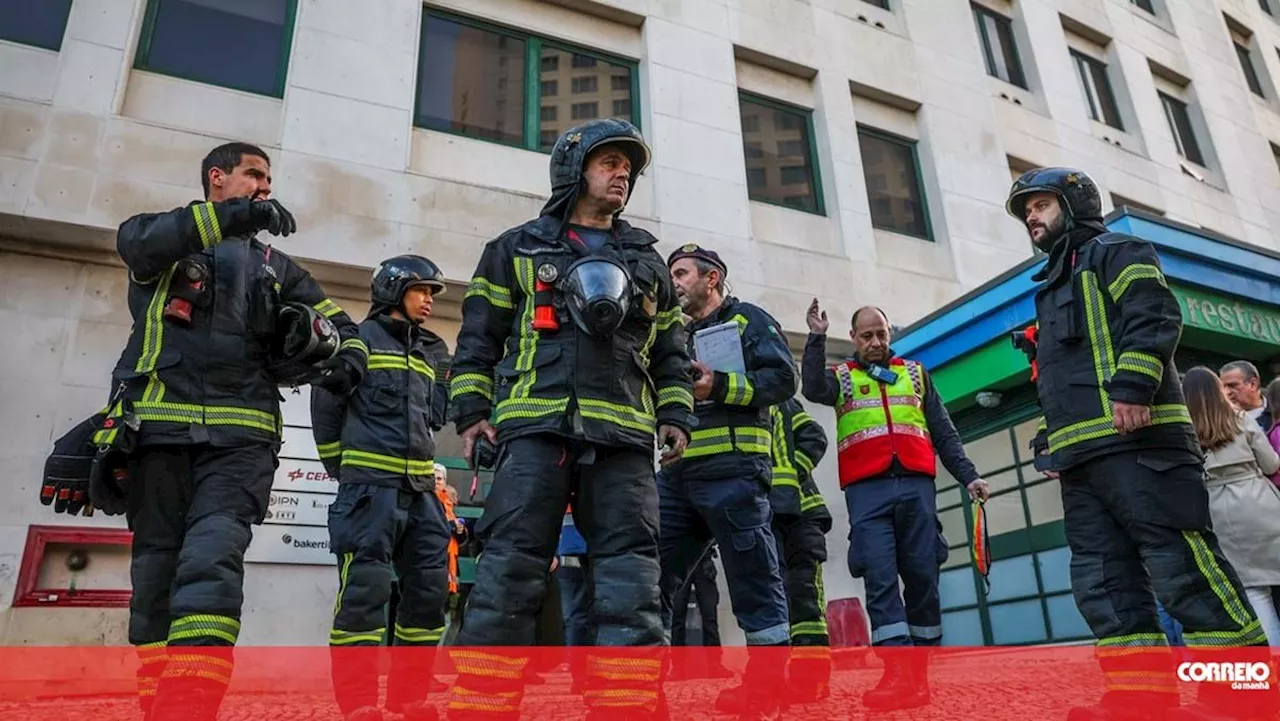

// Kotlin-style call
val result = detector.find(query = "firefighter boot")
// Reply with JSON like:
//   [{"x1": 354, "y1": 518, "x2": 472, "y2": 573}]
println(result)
[
  {"x1": 862, "y1": 653, "x2": 928, "y2": 711},
  {"x1": 400, "y1": 701, "x2": 440, "y2": 721},
  {"x1": 346, "y1": 706, "x2": 384, "y2": 721}
]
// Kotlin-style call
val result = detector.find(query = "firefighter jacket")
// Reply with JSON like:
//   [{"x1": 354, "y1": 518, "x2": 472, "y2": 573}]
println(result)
[
  {"x1": 110, "y1": 201, "x2": 364, "y2": 449},
  {"x1": 311, "y1": 313, "x2": 450, "y2": 493},
  {"x1": 670, "y1": 297, "x2": 798, "y2": 482},
  {"x1": 802, "y1": 343, "x2": 979, "y2": 489},
  {"x1": 449, "y1": 215, "x2": 694, "y2": 450},
  {"x1": 769, "y1": 398, "x2": 832, "y2": 531},
  {"x1": 1030, "y1": 226, "x2": 1200, "y2": 471}
]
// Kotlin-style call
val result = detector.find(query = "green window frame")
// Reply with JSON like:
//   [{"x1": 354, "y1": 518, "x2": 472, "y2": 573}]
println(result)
[
  {"x1": 857, "y1": 124, "x2": 933, "y2": 241},
  {"x1": 737, "y1": 91, "x2": 826, "y2": 216},
  {"x1": 414, "y1": 8, "x2": 642, "y2": 153},
  {"x1": 936, "y1": 418, "x2": 1092, "y2": 646},
  {"x1": 133, "y1": 0, "x2": 298, "y2": 99}
]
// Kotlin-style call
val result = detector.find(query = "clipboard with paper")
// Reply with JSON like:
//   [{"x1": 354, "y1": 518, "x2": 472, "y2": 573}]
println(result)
[{"x1": 692, "y1": 321, "x2": 746, "y2": 374}]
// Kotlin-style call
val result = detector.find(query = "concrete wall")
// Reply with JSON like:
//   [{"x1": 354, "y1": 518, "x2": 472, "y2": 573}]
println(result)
[{"x1": 3, "y1": 0, "x2": 1280, "y2": 645}]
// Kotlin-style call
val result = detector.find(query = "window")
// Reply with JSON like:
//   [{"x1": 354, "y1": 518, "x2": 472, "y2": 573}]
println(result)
[
  {"x1": 1261, "y1": 0, "x2": 1274, "y2": 17},
  {"x1": 972, "y1": 5, "x2": 1027, "y2": 88},
  {"x1": 858, "y1": 126, "x2": 930, "y2": 239},
  {"x1": 1159, "y1": 92, "x2": 1205, "y2": 165},
  {"x1": 1271, "y1": 142, "x2": 1280, "y2": 175},
  {"x1": 134, "y1": 0, "x2": 297, "y2": 98},
  {"x1": 1070, "y1": 50, "x2": 1124, "y2": 130},
  {"x1": 739, "y1": 94, "x2": 823, "y2": 214},
  {"x1": 861, "y1": 0, "x2": 891, "y2": 8},
  {"x1": 0, "y1": 0, "x2": 72, "y2": 51},
  {"x1": 415, "y1": 10, "x2": 640, "y2": 152},
  {"x1": 1234, "y1": 42, "x2": 1265, "y2": 97},
  {"x1": 1129, "y1": 0, "x2": 1155, "y2": 13}
]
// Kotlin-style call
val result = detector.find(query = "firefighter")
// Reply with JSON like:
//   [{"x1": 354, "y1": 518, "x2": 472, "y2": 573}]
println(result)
[
  {"x1": 311, "y1": 254, "x2": 453, "y2": 721},
  {"x1": 1007, "y1": 167, "x2": 1275, "y2": 721},
  {"x1": 447, "y1": 118, "x2": 693, "y2": 719},
  {"x1": 102, "y1": 142, "x2": 366, "y2": 720},
  {"x1": 662, "y1": 244, "x2": 796, "y2": 720},
  {"x1": 769, "y1": 398, "x2": 833, "y2": 700},
  {"x1": 801, "y1": 303, "x2": 987, "y2": 711}
]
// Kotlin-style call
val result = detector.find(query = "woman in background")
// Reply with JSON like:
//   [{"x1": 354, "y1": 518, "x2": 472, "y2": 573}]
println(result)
[{"x1": 1182, "y1": 367, "x2": 1280, "y2": 645}]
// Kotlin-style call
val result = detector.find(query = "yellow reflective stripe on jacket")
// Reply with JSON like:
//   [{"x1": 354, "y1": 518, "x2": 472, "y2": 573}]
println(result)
[
  {"x1": 834, "y1": 362, "x2": 928, "y2": 448},
  {"x1": 657, "y1": 385, "x2": 694, "y2": 412},
  {"x1": 579, "y1": 398, "x2": 655, "y2": 434},
  {"x1": 1081, "y1": 270, "x2": 1116, "y2": 392},
  {"x1": 1107, "y1": 263, "x2": 1166, "y2": 301},
  {"x1": 340, "y1": 450, "x2": 433, "y2": 476},
  {"x1": 792, "y1": 411, "x2": 816, "y2": 431},
  {"x1": 494, "y1": 396, "x2": 569, "y2": 424},
  {"x1": 366, "y1": 353, "x2": 435, "y2": 380},
  {"x1": 316, "y1": 441, "x2": 341, "y2": 459},
  {"x1": 313, "y1": 298, "x2": 344, "y2": 319},
  {"x1": 655, "y1": 307, "x2": 684, "y2": 331},
  {"x1": 771, "y1": 466, "x2": 800, "y2": 488},
  {"x1": 1047, "y1": 404, "x2": 1191, "y2": 452},
  {"x1": 685, "y1": 426, "x2": 772, "y2": 459},
  {"x1": 340, "y1": 337, "x2": 369, "y2": 357},
  {"x1": 136, "y1": 269, "x2": 174, "y2": 375},
  {"x1": 800, "y1": 494, "x2": 826, "y2": 513},
  {"x1": 723, "y1": 372, "x2": 754, "y2": 406},
  {"x1": 1116, "y1": 350, "x2": 1163, "y2": 383},
  {"x1": 794, "y1": 449, "x2": 816, "y2": 474},
  {"x1": 464, "y1": 276, "x2": 515, "y2": 310},
  {"x1": 189, "y1": 202, "x2": 223, "y2": 248},
  {"x1": 132, "y1": 401, "x2": 281, "y2": 435},
  {"x1": 451, "y1": 372, "x2": 494, "y2": 401},
  {"x1": 510, "y1": 257, "x2": 538, "y2": 393}
]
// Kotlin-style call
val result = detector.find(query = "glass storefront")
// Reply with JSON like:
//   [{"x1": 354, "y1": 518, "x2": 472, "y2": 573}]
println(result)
[{"x1": 935, "y1": 417, "x2": 1092, "y2": 646}]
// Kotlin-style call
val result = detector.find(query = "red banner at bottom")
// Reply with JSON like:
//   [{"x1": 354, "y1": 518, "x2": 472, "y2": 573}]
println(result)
[{"x1": 0, "y1": 645, "x2": 1275, "y2": 720}]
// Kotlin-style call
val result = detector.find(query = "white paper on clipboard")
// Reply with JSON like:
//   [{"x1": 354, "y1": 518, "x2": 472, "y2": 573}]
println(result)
[{"x1": 693, "y1": 321, "x2": 746, "y2": 374}]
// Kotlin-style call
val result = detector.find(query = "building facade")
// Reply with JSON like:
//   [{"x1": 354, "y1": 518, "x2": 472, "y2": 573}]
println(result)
[{"x1": 2, "y1": 0, "x2": 1280, "y2": 646}]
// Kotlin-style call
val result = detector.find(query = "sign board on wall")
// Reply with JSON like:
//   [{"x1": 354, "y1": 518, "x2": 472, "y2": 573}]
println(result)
[{"x1": 244, "y1": 386, "x2": 338, "y2": 566}]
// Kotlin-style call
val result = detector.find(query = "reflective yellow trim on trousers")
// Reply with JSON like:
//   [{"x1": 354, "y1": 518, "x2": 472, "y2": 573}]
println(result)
[
  {"x1": 448, "y1": 685, "x2": 521, "y2": 713},
  {"x1": 168, "y1": 614, "x2": 240, "y2": 645},
  {"x1": 393, "y1": 623, "x2": 444, "y2": 644},
  {"x1": 450, "y1": 372, "x2": 494, "y2": 401},
  {"x1": 1181, "y1": 530, "x2": 1257, "y2": 635},
  {"x1": 340, "y1": 450, "x2": 433, "y2": 476},
  {"x1": 330, "y1": 628, "x2": 386, "y2": 645},
  {"x1": 684, "y1": 426, "x2": 772, "y2": 459},
  {"x1": 1097, "y1": 632, "x2": 1168, "y2": 648},
  {"x1": 464, "y1": 276, "x2": 514, "y2": 310},
  {"x1": 160, "y1": 652, "x2": 233, "y2": 686},
  {"x1": 450, "y1": 649, "x2": 526, "y2": 679}
]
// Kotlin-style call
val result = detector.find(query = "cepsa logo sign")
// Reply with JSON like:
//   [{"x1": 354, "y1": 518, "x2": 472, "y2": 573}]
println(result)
[
  {"x1": 286, "y1": 468, "x2": 333, "y2": 483},
  {"x1": 1177, "y1": 662, "x2": 1273, "y2": 690}
]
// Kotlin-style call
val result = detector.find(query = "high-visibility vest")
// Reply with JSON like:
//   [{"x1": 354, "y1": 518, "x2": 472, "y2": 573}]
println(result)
[{"x1": 833, "y1": 358, "x2": 935, "y2": 487}]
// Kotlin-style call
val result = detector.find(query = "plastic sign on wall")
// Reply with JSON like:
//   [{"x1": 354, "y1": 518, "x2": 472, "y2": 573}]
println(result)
[{"x1": 244, "y1": 386, "x2": 337, "y2": 566}]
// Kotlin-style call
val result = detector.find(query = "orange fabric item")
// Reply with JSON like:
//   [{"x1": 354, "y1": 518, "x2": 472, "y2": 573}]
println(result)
[
  {"x1": 438, "y1": 487, "x2": 460, "y2": 594},
  {"x1": 972, "y1": 499, "x2": 991, "y2": 596}
]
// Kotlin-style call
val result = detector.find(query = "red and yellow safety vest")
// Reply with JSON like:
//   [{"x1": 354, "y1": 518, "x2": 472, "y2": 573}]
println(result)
[{"x1": 833, "y1": 358, "x2": 935, "y2": 487}]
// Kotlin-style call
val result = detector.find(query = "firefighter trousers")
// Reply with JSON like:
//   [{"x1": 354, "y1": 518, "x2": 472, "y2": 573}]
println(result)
[
  {"x1": 1061, "y1": 450, "x2": 1272, "y2": 713},
  {"x1": 125, "y1": 443, "x2": 276, "y2": 721},
  {"x1": 449, "y1": 435, "x2": 663, "y2": 718},
  {"x1": 327, "y1": 483, "x2": 451, "y2": 715}
]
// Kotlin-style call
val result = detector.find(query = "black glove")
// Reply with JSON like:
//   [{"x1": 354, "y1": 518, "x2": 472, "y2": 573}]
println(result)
[
  {"x1": 41, "y1": 415, "x2": 100, "y2": 516},
  {"x1": 314, "y1": 351, "x2": 363, "y2": 396},
  {"x1": 249, "y1": 199, "x2": 297, "y2": 237},
  {"x1": 41, "y1": 475, "x2": 91, "y2": 516},
  {"x1": 88, "y1": 450, "x2": 130, "y2": 517},
  {"x1": 213, "y1": 197, "x2": 297, "y2": 238}
]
